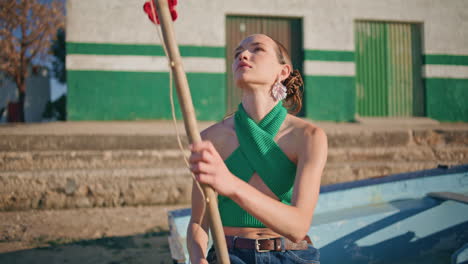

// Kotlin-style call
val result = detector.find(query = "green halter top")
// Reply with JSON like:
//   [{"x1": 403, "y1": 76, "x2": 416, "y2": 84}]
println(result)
[{"x1": 219, "y1": 102, "x2": 297, "y2": 227}]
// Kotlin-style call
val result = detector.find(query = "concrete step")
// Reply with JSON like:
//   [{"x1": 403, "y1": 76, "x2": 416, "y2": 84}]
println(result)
[
  {"x1": 1, "y1": 122, "x2": 467, "y2": 211},
  {"x1": 1, "y1": 159, "x2": 463, "y2": 211},
  {"x1": 0, "y1": 134, "x2": 188, "y2": 151},
  {"x1": 321, "y1": 161, "x2": 460, "y2": 185},
  {"x1": 0, "y1": 149, "x2": 188, "y2": 171},
  {"x1": 0, "y1": 167, "x2": 193, "y2": 211},
  {"x1": 2, "y1": 128, "x2": 467, "y2": 151},
  {"x1": 2, "y1": 146, "x2": 467, "y2": 171},
  {"x1": 328, "y1": 146, "x2": 468, "y2": 163}
]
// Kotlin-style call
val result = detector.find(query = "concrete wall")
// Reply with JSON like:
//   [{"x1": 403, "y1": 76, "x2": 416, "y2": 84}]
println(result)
[
  {"x1": 66, "y1": 0, "x2": 468, "y2": 121},
  {"x1": 0, "y1": 71, "x2": 51, "y2": 123}
]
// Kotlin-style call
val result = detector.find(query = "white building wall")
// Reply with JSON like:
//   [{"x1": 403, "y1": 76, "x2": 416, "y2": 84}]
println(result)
[
  {"x1": 67, "y1": 0, "x2": 468, "y2": 54},
  {"x1": 65, "y1": 0, "x2": 468, "y2": 121}
]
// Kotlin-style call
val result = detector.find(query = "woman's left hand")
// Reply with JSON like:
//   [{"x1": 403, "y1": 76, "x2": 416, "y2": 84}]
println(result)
[{"x1": 189, "y1": 141, "x2": 239, "y2": 198}]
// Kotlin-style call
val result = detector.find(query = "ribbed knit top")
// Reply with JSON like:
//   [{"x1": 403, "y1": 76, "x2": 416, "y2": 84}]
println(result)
[{"x1": 219, "y1": 102, "x2": 297, "y2": 227}]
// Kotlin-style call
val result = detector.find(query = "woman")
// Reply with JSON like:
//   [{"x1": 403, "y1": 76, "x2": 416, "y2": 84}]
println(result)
[{"x1": 187, "y1": 34, "x2": 328, "y2": 264}]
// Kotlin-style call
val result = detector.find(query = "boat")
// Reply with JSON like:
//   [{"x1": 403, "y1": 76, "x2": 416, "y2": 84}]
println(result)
[{"x1": 167, "y1": 164, "x2": 468, "y2": 264}]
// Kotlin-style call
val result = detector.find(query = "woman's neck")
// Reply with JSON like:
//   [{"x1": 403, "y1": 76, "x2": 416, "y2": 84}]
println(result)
[{"x1": 241, "y1": 88, "x2": 278, "y2": 123}]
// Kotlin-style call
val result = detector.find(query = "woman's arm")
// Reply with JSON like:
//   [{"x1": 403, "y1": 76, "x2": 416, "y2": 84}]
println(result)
[
  {"x1": 189, "y1": 125, "x2": 328, "y2": 243},
  {"x1": 187, "y1": 129, "x2": 218, "y2": 264},
  {"x1": 187, "y1": 181, "x2": 210, "y2": 264}
]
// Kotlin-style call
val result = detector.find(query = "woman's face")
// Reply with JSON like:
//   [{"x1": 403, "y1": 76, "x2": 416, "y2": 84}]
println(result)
[{"x1": 232, "y1": 34, "x2": 288, "y2": 89}]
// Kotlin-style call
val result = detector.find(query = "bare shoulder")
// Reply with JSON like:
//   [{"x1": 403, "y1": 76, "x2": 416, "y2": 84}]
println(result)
[
  {"x1": 286, "y1": 115, "x2": 327, "y2": 141},
  {"x1": 200, "y1": 116, "x2": 235, "y2": 140},
  {"x1": 200, "y1": 116, "x2": 236, "y2": 154},
  {"x1": 284, "y1": 115, "x2": 328, "y2": 158}
]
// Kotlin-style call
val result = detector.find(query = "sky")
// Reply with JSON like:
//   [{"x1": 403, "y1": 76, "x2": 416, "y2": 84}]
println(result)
[{"x1": 50, "y1": 77, "x2": 66, "y2": 101}]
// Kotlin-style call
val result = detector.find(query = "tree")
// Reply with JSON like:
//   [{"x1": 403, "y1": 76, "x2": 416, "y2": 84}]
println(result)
[{"x1": 0, "y1": 0, "x2": 64, "y2": 122}]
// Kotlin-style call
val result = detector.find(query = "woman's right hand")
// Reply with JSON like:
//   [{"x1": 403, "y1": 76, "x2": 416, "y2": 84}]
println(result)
[{"x1": 189, "y1": 140, "x2": 240, "y2": 198}]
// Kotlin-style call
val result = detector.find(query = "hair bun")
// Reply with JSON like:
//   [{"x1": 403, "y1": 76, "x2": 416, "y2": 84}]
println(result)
[
  {"x1": 281, "y1": 69, "x2": 303, "y2": 115},
  {"x1": 283, "y1": 69, "x2": 303, "y2": 97}
]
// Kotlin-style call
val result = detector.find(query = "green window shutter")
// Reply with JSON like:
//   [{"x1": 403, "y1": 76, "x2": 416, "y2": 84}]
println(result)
[{"x1": 355, "y1": 21, "x2": 423, "y2": 117}]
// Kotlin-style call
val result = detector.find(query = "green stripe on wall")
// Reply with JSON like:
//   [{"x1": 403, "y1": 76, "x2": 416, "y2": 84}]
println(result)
[
  {"x1": 425, "y1": 78, "x2": 468, "y2": 122},
  {"x1": 304, "y1": 50, "x2": 355, "y2": 62},
  {"x1": 179, "y1": 46, "x2": 225, "y2": 58},
  {"x1": 67, "y1": 43, "x2": 165, "y2": 56},
  {"x1": 67, "y1": 43, "x2": 468, "y2": 67},
  {"x1": 67, "y1": 70, "x2": 226, "y2": 121},
  {"x1": 424, "y1": 54, "x2": 468, "y2": 66},
  {"x1": 304, "y1": 76, "x2": 355, "y2": 121},
  {"x1": 66, "y1": 70, "x2": 468, "y2": 122},
  {"x1": 67, "y1": 42, "x2": 226, "y2": 58},
  {"x1": 303, "y1": 51, "x2": 468, "y2": 66}
]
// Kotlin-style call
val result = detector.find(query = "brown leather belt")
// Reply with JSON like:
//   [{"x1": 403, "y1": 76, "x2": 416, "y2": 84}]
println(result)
[{"x1": 225, "y1": 235, "x2": 313, "y2": 252}]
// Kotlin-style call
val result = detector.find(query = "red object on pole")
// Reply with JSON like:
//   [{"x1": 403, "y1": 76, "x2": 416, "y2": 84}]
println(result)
[{"x1": 143, "y1": 0, "x2": 177, "y2": 24}]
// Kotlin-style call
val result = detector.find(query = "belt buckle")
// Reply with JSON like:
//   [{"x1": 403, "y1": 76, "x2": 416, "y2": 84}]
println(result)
[{"x1": 255, "y1": 238, "x2": 271, "y2": 253}]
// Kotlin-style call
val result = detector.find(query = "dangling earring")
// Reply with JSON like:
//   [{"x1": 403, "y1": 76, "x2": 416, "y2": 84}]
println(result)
[{"x1": 271, "y1": 78, "x2": 287, "y2": 101}]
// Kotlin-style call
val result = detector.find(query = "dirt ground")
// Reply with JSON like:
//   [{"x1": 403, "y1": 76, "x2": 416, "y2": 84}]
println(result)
[{"x1": 0, "y1": 204, "x2": 188, "y2": 264}]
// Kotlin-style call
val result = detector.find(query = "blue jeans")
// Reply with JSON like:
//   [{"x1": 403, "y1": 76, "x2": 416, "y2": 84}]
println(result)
[{"x1": 206, "y1": 243, "x2": 320, "y2": 264}]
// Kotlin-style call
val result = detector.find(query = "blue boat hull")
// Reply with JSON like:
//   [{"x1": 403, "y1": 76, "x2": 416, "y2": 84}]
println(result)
[{"x1": 168, "y1": 165, "x2": 468, "y2": 264}]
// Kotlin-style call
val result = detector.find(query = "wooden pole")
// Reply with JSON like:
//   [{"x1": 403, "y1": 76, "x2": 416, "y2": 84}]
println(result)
[{"x1": 154, "y1": 1, "x2": 230, "y2": 263}]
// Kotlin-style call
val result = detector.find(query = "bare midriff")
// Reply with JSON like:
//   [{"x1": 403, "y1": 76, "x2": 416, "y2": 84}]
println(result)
[{"x1": 223, "y1": 226, "x2": 282, "y2": 239}]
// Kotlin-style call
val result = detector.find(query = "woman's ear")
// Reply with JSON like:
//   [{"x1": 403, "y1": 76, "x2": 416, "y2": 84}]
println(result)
[{"x1": 280, "y1": 64, "x2": 292, "y2": 81}]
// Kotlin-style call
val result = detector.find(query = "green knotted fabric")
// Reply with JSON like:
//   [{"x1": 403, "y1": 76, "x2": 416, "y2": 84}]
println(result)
[{"x1": 218, "y1": 102, "x2": 297, "y2": 227}]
